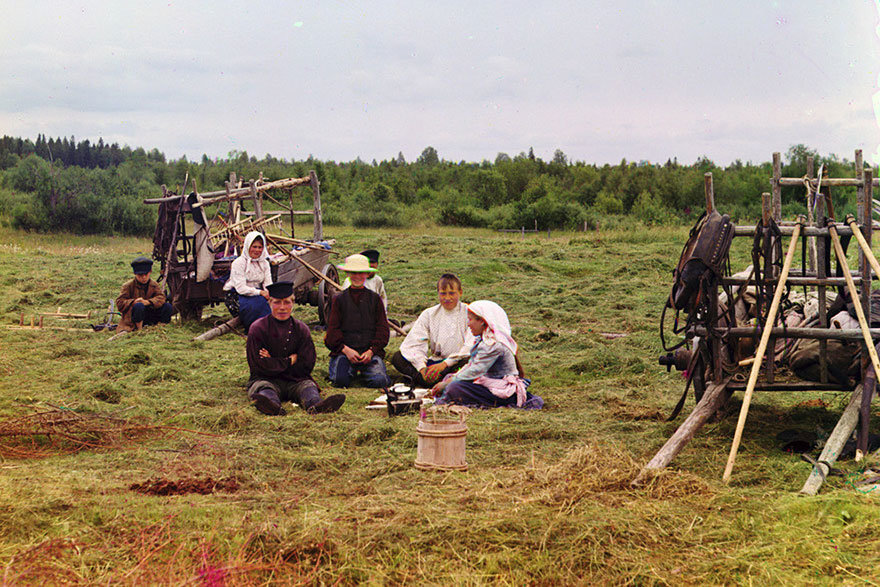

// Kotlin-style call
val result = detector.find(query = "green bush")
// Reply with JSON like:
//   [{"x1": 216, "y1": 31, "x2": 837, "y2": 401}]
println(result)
[
  {"x1": 592, "y1": 190, "x2": 624, "y2": 215},
  {"x1": 350, "y1": 200, "x2": 404, "y2": 227},
  {"x1": 632, "y1": 190, "x2": 674, "y2": 225}
]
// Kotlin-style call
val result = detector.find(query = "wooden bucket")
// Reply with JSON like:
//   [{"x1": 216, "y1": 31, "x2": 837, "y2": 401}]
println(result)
[{"x1": 414, "y1": 411, "x2": 468, "y2": 472}]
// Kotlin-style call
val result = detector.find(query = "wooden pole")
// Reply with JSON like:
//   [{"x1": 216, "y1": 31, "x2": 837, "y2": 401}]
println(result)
[
  {"x1": 847, "y1": 212, "x2": 880, "y2": 281},
  {"x1": 723, "y1": 220, "x2": 802, "y2": 483},
  {"x1": 265, "y1": 235, "x2": 406, "y2": 337},
  {"x1": 771, "y1": 152, "x2": 782, "y2": 222},
  {"x1": 193, "y1": 316, "x2": 241, "y2": 341},
  {"x1": 815, "y1": 186, "x2": 829, "y2": 383},
  {"x1": 800, "y1": 385, "x2": 863, "y2": 495},
  {"x1": 160, "y1": 176, "x2": 312, "y2": 207},
  {"x1": 310, "y1": 170, "x2": 323, "y2": 241},
  {"x1": 250, "y1": 182, "x2": 263, "y2": 220},
  {"x1": 704, "y1": 172, "x2": 714, "y2": 214},
  {"x1": 827, "y1": 223, "x2": 880, "y2": 403},
  {"x1": 831, "y1": 222, "x2": 880, "y2": 460},
  {"x1": 633, "y1": 378, "x2": 731, "y2": 485},
  {"x1": 805, "y1": 157, "x2": 817, "y2": 274}
]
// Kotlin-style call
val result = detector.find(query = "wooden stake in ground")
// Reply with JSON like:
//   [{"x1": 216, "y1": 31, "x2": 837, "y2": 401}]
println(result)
[
  {"x1": 827, "y1": 221, "x2": 880, "y2": 462},
  {"x1": 723, "y1": 219, "x2": 802, "y2": 483},
  {"x1": 633, "y1": 378, "x2": 731, "y2": 485},
  {"x1": 800, "y1": 384, "x2": 864, "y2": 496}
]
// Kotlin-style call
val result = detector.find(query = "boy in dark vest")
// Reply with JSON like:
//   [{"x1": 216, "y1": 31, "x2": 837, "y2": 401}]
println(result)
[
  {"x1": 324, "y1": 254, "x2": 391, "y2": 388},
  {"x1": 115, "y1": 256, "x2": 173, "y2": 332}
]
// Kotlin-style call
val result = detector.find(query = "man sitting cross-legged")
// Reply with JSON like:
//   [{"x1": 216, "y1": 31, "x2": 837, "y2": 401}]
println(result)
[
  {"x1": 391, "y1": 273, "x2": 473, "y2": 387},
  {"x1": 246, "y1": 281, "x2": 346, "y2": 416}
]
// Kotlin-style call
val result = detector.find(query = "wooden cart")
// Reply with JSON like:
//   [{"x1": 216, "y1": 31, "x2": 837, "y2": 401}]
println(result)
[{"x1": 144, "y1": 171, "x2": 338, "y2": 324}]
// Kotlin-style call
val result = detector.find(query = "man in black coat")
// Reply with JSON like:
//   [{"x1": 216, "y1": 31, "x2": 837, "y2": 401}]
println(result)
[{"x1": 246, "y1": 281, "x2": 345, "y2": 415}]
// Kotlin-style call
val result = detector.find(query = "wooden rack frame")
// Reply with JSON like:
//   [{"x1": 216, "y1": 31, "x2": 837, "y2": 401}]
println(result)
[{"x1": 635, "y1": 150, "x2": 877, "y2": 484}]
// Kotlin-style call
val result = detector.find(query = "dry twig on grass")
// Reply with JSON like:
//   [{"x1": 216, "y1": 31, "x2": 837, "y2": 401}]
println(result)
[{"x1": 0, "y1": 408, "x2": 163, "y2": 459}]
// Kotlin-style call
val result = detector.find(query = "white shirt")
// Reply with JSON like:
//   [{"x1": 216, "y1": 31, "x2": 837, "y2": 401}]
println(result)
[{"x1": 399, "y1": 302, "x2": 474, "y2": 372}]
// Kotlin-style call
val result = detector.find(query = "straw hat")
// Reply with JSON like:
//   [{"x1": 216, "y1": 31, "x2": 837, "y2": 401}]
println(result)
[{"x1": 338, "y1": 254, "x2": 377, "y2": 273}]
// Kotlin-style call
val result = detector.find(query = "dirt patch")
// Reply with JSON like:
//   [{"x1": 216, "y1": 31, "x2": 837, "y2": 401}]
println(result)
[
  {"x1": 130, "y1": 476, "x2": 239, "y2": 496},
  {"x1": 795, "y1": 399, "x2": 829, "y2": 409},
  {"x1": 606, "y1": 397, "x2": 666, "y2": 421}
]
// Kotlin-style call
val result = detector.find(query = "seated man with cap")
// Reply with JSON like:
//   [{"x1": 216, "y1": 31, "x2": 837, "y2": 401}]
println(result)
[
  {"x1": 325, "y1": 254, "x2": 391, "y2": 388},
  {"x1": 115, "y1": 256, "x2": 173, "y2": 332},
  {"x1": 341, "y1": 249, "x2": 387, "y2": 310},
  {"x1": 246, "y1": 281, "x2": 346, "y2": 415}
]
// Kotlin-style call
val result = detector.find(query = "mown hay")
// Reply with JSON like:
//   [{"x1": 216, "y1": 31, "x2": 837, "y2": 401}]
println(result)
[
  {"x1": 3, "y1": 516, "x2": 318, "y2": 585},
  {"x1": 531, "y1": 439, "x2": 716, "y2": 507}
]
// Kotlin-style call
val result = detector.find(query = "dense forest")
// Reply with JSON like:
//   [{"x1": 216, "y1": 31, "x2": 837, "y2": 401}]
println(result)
[{"x1": 0, "y1": 134, "x2": 872, "y2": 236}]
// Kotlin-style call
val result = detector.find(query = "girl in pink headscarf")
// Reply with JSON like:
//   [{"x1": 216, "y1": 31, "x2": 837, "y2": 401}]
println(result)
[{"x1": 431, "y1": 300, "x2": 543, "y2": 409}]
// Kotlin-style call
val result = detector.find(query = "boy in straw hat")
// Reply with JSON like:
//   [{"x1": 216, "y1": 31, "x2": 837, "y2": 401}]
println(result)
[
  {"x1": 325, "y1": 254, "x2": 391, "y2": 388},
  {"x1": 342, "y1": 249, "x2": 387, "y2": 310},
  {"x1": 246, "y1": 281, "x2": 346, "y2": 415}
]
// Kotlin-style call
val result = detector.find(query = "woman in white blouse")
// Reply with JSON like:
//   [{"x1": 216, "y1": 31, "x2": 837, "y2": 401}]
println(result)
[{"x1": 223, "y1": 231, "x2": 272, "y2": 331}]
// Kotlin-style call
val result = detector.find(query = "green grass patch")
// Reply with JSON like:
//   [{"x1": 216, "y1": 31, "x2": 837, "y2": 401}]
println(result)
[{"x1": 0, "y1": 224, "x2": 879, "y2": 582}]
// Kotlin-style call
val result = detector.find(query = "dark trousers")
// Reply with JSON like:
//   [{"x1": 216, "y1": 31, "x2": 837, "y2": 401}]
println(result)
[
  {"x1": 131, "y1": 302, "x2": 173, "y2": 326},
  {"x1": 247, "y1": 378, "x2": 322, "y2": 410},
  {"x1": 390, "y1": 351, "x2": 466, "y2": 387}
]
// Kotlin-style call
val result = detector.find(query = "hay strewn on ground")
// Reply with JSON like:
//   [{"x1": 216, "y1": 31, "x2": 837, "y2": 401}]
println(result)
[{"x1": 1, "y1": 225, "x2": 880, "y2": 584}]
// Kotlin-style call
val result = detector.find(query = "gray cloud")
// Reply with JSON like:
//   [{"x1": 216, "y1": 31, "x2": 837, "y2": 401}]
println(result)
[{"x1": 1, "y1": 0, "x2": 878, "y2": 165}]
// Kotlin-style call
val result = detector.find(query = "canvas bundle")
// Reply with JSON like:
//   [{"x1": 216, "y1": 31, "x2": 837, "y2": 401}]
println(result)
[{"x1": 787, "y1": 337, "x2": 858, "y2": 386}]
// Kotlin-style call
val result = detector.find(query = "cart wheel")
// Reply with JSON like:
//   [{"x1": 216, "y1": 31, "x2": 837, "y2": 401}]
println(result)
[{"x1": 318, "y1": 263, "x2": 340, "y2": 325}]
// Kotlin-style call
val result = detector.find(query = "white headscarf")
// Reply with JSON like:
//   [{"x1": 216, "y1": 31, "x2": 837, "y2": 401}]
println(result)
[
  {"x1": 468, "y1": 300, "x2": 517, "y2": 355},
  {"x1": 242, "y1": 231, "x2": 269, "y2": 263}
]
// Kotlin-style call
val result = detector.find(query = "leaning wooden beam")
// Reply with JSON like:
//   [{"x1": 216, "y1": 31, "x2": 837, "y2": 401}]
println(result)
[
  {"x1": 193, "y1": 317, "x2": 241, "y2": 341},
  {"x1": 633, "y1": 378, "x2": 732, "y2": 485},
  {"x1": 827, "y1": 221, "x2": 880, "y2": 396},
  {"x1": 847, "y1": 212, "x2": 880, "y2": 278},
  {"x1": 263, "y1": 234, "x2": 338, "y2": 254},
  {"x1": 723, "y1": 219, "x2": 803, "y2": 483},
  {"x1": 694, "y1": 325, "x2": 880, "y2": 342},
  {"x1": 800, "y1": 384, "x2": 864, "y2": 496},
  {"x1": 779, "y1": 177, "x2": 880, "y2": 187},
  {"x1": 734, "y1": 225, "x2": 857, "y2": 237},
  {"x1": 193, "y1": 177, "x2": 312, "y2": 207},
  {"x1": 143, "y1": 176, "x2": 312, "y2": 205}
]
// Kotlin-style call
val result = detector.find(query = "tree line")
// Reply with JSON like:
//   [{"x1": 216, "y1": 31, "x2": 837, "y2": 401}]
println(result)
[{"x1": 0, "y1": 135, "x2": 870, "y2": 236}]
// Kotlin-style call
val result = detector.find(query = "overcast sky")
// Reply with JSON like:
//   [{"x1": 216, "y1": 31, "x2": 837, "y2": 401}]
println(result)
[{"x1": 2, "y1": 1, "x2": 879, "y2": 166}]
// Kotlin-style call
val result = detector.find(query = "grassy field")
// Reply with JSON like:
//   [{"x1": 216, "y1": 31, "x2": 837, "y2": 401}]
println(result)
[{"x1": 1, "y1": 223, "x2": 879, "y2": 585}]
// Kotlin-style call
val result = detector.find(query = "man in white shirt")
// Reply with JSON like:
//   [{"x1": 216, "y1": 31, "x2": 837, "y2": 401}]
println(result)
[{"x1": 391, "y1": 273, "x2": 474, "y2": 387}]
